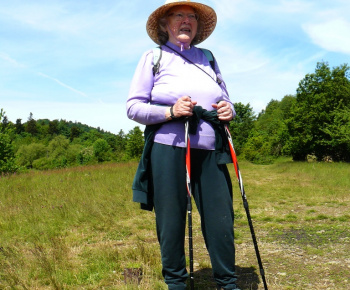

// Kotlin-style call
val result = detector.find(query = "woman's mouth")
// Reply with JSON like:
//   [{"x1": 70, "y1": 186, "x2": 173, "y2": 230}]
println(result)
[{"x1": 180, "y1": 27, "x2": 191, "y2": 33}]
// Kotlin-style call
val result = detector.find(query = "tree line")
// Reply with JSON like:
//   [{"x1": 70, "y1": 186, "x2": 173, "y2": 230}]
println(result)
[
  {"x1": 231, "y1": 62, "x2": 350, "y2": 163},
  {"x1": 0, "y1": 110, "x2": 145, "y2": 174},
  {"x1": 1, "y1": 61, "x2": 349, "y2": 174}
]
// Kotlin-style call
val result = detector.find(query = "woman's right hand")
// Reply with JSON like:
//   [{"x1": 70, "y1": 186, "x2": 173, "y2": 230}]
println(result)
[{"x1": 169, "y1": 96, "x2": 197, "y2": 119}]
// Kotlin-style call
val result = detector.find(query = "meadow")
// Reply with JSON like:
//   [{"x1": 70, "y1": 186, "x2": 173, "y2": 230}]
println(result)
[{"x1": 0, "y1": 158, "x2": 349, "y2": 289}]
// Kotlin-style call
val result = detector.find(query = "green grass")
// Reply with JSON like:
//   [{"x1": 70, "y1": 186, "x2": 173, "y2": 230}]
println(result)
[{"x1": 0, "y1": 158, "x2": 349, "y2": 289}]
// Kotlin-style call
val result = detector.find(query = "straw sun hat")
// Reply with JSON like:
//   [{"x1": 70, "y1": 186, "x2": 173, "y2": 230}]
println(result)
[{"x1": 146, "y1": 0, "x2": 217, "y2": 45}]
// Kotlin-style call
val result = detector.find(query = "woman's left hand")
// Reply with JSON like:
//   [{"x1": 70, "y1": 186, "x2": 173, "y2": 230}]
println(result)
[{"x1": 212, "y1": 101, "x2": 233, "y2": 121}]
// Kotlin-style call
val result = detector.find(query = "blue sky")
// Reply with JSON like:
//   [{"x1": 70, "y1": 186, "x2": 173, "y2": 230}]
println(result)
[{"x1": 1, "y1": 0, "x2": 349, "y2": 134}]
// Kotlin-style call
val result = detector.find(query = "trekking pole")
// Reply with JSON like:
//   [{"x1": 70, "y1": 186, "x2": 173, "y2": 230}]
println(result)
[
  {"x1": 185, "y1": 119, "x2": 194, "y2": 290},
  {"x1": 224, "y1": 124, "x2": 268, "y2": 290}
]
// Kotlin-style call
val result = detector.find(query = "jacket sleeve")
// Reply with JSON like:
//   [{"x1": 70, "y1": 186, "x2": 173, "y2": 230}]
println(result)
[
  {"x1": 126, "y1": 50, "x2": 168, "y2": 125},
  {"x1": 214, "y1": 59, "x2": 236, "y2": 118}
]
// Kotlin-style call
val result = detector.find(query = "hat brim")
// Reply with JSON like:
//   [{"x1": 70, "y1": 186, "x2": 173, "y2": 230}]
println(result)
[{"x1": 146, "y1": 1, "x2": 217, "y2": 45}]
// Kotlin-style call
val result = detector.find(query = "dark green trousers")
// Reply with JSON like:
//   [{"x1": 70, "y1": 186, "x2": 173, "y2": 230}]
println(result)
[{"x1": 151, "y1": 143, "x2": 238, "y2": 289}]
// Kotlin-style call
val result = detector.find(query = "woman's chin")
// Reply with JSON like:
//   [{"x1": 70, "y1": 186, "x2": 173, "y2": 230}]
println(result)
[{"x1": 177, "y1": 35, "x2": 192, "y2": 44}]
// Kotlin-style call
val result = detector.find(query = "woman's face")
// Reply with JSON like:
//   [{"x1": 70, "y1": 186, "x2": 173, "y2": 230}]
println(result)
[{"x1": 166, "y1": 5, "x2": 198, "y2": 47}]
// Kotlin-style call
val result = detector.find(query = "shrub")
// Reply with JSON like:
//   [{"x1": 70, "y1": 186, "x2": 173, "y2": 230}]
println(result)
[
  {"x1": 16, "y1": 143, "x2": 47, "y2": 168},
  {"x1": 93, "y1": 139, "x2": 112, "y2": 162}
]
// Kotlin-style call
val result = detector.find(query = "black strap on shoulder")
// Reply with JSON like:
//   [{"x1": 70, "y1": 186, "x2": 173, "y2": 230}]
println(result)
[
  {"x1": 200, "y1": 48, "x2": 215, "y2": 70},
  {"x1": 152, "y1": 46, "x2": 162, "y2": 76},
  {"x1": 200, "y1": 48, "x2": 222, "y2": 85}
]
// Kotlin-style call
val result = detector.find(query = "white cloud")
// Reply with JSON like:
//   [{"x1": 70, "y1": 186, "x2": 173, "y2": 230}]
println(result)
[
  {"x1": 303, "y1": 19, "x2": 350, "y2": 55},
  {"x1": 209, "y1": 0, "x2": 249, "y2": 23},
  {"x1": 271, "y1": 0, "x2": 313, "y2": 14},
  {"x1": 0, "y1": 1, "x2": 150, "y2": 64},
  {"x1": 37, "y1": 72, "x2": 89, "y2": 98},
  {"x1": 0, "y1": 52, "x2": 26, "y2": 68}
]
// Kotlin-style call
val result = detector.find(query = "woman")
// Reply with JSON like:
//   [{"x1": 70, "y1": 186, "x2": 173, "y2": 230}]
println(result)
[{"x1": 127, "y1": 1, "x2": 239, "y2": 289}]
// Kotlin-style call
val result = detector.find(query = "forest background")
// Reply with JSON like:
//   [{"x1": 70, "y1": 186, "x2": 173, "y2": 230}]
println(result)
[{"x1": 1, "y1": 61, "x2": 350, "y2": 175}]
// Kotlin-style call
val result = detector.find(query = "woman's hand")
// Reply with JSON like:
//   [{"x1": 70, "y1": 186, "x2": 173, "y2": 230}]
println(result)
[
  {"x1": 212, "y1": 101, "x2": 233, "y2": 121},
  {"x1": 166, "y1": 96, "x2": 197, "y2": 120}
]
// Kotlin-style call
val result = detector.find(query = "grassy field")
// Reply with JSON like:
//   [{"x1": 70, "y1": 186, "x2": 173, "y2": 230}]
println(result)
[{"x1": 0, "y1": 158, "x2": 349, "y2": 289}]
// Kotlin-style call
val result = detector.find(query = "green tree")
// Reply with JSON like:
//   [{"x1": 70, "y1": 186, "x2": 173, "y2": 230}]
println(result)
[
  {"x1": 125, "y1": 126, "x2": 144, "y2": 160},
  {"x1": 15, "y1": 118, "x2": 25, "y2": 134},
  {"x1": 70, "y1": 125, "x2": 82, "y2": 141},
  {"x1": 1, "y1": 115, "x2": 9, "y2": 131},
  {"x1": 47, "y1": 135, "x2": 70, "y2": 168},
  {"x1": 77, "y1": 146, "x2": 94, "y2": 165},
  {"x1": 287, "y1": 62, "x2": 350, "y2": 161},
  {"x1": 320, "y1": 107, "x2": 350, "y2": 161},
  {"x1": 112, "y1": 129, "x2": 127, "y2": 161},
  {"x1": 115, "y1": 129, "x2": 127, "y2": 151},
  {"x1": 25, "y1": 112, "x2": 38, "y2": 135},
  {"x1": 57, "y1": 120, "x2": 70, "y2": 138},
  {"x1": 16, "y1": 143, "x2": 47, "y2": 168},
  {"x1": 229, "y1": 102, "x2": 256, "y2": 155},
  {"x1": 93, "y1": 138, "x2": 112, "y2": 162},
  {"x1": 242, "y1": 134, "x2": 274, "y2": 164},
  {"x1": 48, "y1": 120, "x2": 59, "y2": 136},
  {"x1": 0, "y1": 109, "x2": 18, "y2": 173},
  {"x1": 66, "y1": 144, "x2": 83, "y2": 165},
  {"x1": 80, "y1": 129, "x2": 104, "y2": 146},
  {"x1": 242, "y1": 96, "x2": 296, "y2": 164}
]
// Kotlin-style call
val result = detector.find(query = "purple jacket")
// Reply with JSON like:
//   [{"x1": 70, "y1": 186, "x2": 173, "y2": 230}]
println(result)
[{"x1": 127, "y1": 41, "x2": 234, "y2": 150}]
